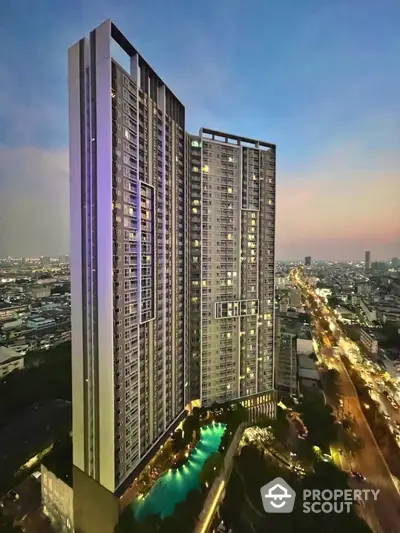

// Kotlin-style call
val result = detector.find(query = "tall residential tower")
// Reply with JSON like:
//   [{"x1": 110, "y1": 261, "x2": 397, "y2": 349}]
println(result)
[
  {"x1": 365, "y1": 250, "x2": 371, "y2": 271},
  {"x1": 69, "y1": 20, "x2": 187, "y2": 532},
  {"x1": 187, "y1": 129, "x2": 276, "y2": 418}
]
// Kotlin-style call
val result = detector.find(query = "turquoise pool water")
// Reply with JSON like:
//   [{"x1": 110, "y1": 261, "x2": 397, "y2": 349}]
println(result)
[{"x1": 134, "y1": 422, "x2": 226, "y2": 521}]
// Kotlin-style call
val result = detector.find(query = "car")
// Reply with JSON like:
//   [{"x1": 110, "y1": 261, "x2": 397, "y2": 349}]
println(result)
[
  {"x1": 350, "y1": 471, "x2": 366, "y2": 482},
  {"x1": 6, "y1": 490, "x2": 19, "y2": 502}
]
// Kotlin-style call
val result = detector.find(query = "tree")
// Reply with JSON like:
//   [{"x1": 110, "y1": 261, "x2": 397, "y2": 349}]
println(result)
[
  {"x1": 171, "y1": 429, "x2": 185, "y2": 454},
  {"x1": 299, "y1": 393, "x2": 339, "y2": 451},
  {"x1": 199, "y1": 452, "x2": 223, "y2": 488},
  {"x1": 182, "y1": 415, "x2": 200, "y2": 444}
]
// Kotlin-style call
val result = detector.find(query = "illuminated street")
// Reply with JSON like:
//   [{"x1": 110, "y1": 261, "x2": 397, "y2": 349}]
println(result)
[{"x1": 292, "y1": 269, "x2": 400, "y2": 533}]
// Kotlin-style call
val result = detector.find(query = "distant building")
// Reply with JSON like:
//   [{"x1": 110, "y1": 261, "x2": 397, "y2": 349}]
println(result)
[
  {"x1": 359, "y1": 299, "x2": 377, "y2": 323},
  {"x1": 0, "y1": 346, "x2": 24, "y2": 377},
  {"x1": 27, "y1": 317, "x2": 56, "y2": 329},
  {"x1": 275, "y1": 275, "x2": 290, "y2": 289},
  {"x1": 356, "y1": 283, "x2": 370, "y2": 297},
  {"x1": 279, "y1": 297, "x2": 289, "y2": 313},
  {"x1": 289, "y1": 289, "x2": 302, "y2": 309},
  {"x1": 41, "y1": 256, "x2": 52, "y2": 266},
  {"x1": 31, "y1": 286, "x2": 51, "y2": 299},
  {"x1": 365, "y1": 251, "x2": 371, "y2": 271},
  {"x1": 306, "y1": 275, "x2": 318, "y2": 288},
  {"x1": 0, "y1": 304, "x2": 28, "y2": 322},
  {"x1": 59, "y1": 255, "x2": 70, "y2": 264},
  {"x1": 391, "y1": 257, "x2": 400, "y2": 268},
  {"x1": 305, "y1": 256, "x2": 311, "y2": 267},
  {"x1": 359, "y1": 328, "x2": 378, "y2": 359},
  {"x1": 0, "y1": 318, "x2": 23, "y2": 331}
]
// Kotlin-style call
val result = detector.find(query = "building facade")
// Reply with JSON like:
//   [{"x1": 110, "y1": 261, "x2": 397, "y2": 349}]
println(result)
[
  {"x1": 359, "y1": 328, "x2": 379, "y2": 358},
  {"x1": 187, "y1": 129, "x2": 276, "y2": 407},
  {"x1": 41, "y1": 465, "x2": 74, "y2": 533},
  {"x1": 365, "y1": 251, "x2": 371, "y2": 271},
  {"x1": 304, "y1": 256, "x2": 311, "y2": 266},
  {"x1": 69, "y1": 20, "x2": 187, "y2": 531}
]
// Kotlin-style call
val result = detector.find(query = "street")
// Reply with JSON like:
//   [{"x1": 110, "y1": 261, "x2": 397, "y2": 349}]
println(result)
[{"x1": 292, "y1": 269, "x2": 400, "y2": 533}]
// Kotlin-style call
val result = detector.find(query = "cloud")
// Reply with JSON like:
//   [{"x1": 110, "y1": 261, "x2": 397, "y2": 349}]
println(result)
[
  {"x1": 276, "y1": 140, "x2": 400, "y2": 259},
  {"x1": 0, "y1": 146, "x2": 69, "y2": 257}
]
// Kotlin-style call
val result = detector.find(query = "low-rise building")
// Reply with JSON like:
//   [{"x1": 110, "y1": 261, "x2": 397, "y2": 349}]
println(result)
[
  {"x1": 0, "y1": 346, "x2": 24, "y2": 377},
  {"x1": 0, "y1": 318, "x2": 23, "y2": 331},
  {"x1": 359, "y1": 299, "x2": 377, "y2": 323},
  {"x1": 359, "y1": 328, "x2": 379, "y2": 358},
  {"x1": 289, "y1": 289, "x2": 302, "y2": 309},
  {"x1": 27, "y1": 317, "x2": 56, "y2": 330},
  {"x1": 41, "y1": 464, "x2": 74, "y2": 533},
  {"x1": 0, "y1": 304, "x2": 28, "y2": 321},
  {"x1": 31, "y1": 286, "x2": 51, "y2": 299},
  {"x1": 298, "y1": 355, "x2": 320, "y2": 392}
]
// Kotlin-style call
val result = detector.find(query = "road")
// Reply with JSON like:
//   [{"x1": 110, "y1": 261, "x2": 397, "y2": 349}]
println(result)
[
  {"x1": 292, "y1": 269, "x2": 400, "y2": 533},
  {"x1": 336, "y1": 355, "x2": 400, "y2": 533}
]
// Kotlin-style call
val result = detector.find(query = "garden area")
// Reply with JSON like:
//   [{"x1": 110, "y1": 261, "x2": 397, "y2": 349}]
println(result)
[
  {"x1": 220, "y1": 444, "x2": 372, "y2": 533},
  {"x1": 116, "y1": 402, "x2": 248, "y2": 533}
]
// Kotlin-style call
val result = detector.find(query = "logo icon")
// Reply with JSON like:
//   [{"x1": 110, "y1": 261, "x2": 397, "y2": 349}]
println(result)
[{"x1": 260, "y1": 477, "x2": 296, "y2": 513}]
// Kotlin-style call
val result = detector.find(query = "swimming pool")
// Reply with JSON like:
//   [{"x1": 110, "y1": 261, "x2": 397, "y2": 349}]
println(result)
[{"x1": 134, "y1": 422, "x2": 226, "y2": 521}]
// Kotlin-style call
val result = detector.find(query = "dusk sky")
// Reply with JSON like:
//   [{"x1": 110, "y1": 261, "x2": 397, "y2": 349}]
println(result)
[{"x1": 0, "y1": 0, "x2": 399, "y2": 260}]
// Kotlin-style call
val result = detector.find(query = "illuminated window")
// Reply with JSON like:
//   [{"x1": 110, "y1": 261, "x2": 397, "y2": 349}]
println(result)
[
  {"x1": 192, "y1": 167, "x2": 199, "y2": 172},
  {"x1": 227, "y1": 187, "x2": 233, "y2": 193},
  {"x1": 191, "y1": 140, "x2": 201, "y2": 147},
  {"x1": 250, "y1": 330, "x2": 255, "y2": 335},
  {"x1": 202, "y1": 165, "x2": 209, "y2": 173},
  {"x1": 253, "y1": 175, "x2": 257, "y2": 181},
  {"x1": 227, "y1": 279, "x2": 232, "y2": 286},
  {"x1": 233, "y1": 272, "x2": 237, "y2": 277},
  {"x1": 193, "y1": 199, "x2": 200, "y2": 205},
  {"x1": 146, "y1": 255, "x2": 151, "y2": 262},
  {"x1": 228, "y1": 156, "x2": 234, "y2": 163},
  {"x1": 227, "y1": 272, "x2": 232, "y2": 277},
  {"x1": 191, "y1": 297, "x2": 198, "y2": 303},
  {"x1": 193, "y1": 256, "x2": 198, "y2": 263},
  {"x1": 227, "y1": 234, "x2": 232, "y2": 240},
  {"x1": 192, "y1": 208, "x2": 198, "y2": 214},
  {"x1": 193, "y1": 240, "x2": 199, "y2": 247},
  {"x1": 192, "y1": 280, "x2": 199, "y2": 286},
  {"x1": 202, "y1": 280, "x2": 207, "y2": 287},
  {"x1": 227, "y1": 332, "x2": 231, "y2": 338},
  {"x1": 251, "y1": 220, "x2": 256, "y2": 226},
  {"x1": 268, "y1": 200, "x2": 273, "y2": 205}
]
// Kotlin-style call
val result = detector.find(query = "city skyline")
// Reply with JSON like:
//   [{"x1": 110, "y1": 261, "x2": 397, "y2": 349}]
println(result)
[{"x1": 1, "y1": 0, "x2": 399, "y2": 260}]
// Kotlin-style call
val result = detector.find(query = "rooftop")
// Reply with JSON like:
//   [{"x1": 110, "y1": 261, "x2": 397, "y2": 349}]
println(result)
[{"x1": 0, "y1": 346, "x2": 21, "y2": 365}]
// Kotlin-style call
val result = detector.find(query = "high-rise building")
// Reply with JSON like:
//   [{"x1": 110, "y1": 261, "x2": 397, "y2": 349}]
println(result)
[
  {"x1": 69, "y1": 20, "x2": 187, "y2": 532},
  {"x1": 275, "y1": 316, "x2": 298, "y2": 396},
  {"x1": 304, "y1": 256, "x2": 311, "y2": 266},
  {"x1": 187, "y1": 129, "x2": 276, "y2": 417},
  {"x1": 365, "y1": 250, "x2": 371, "y2": 270}
]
